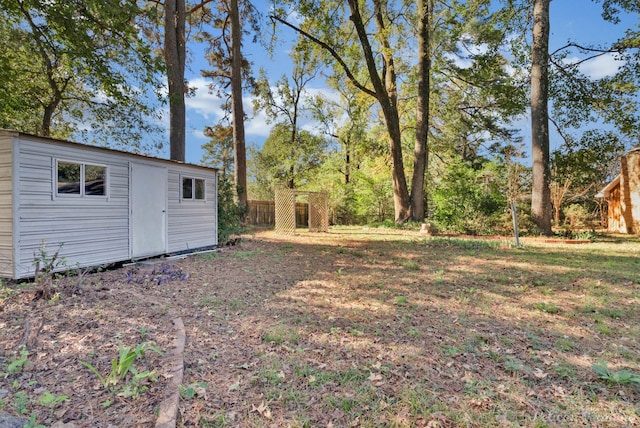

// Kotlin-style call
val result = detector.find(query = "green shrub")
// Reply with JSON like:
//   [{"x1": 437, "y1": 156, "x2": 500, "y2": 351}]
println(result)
[
  {"x1": 217, "y1": 175, "x2": 246, "y2": 244},
  {"x1": 431, "y1": 161, "x2": 506, "y2": 235},
  {"x1": 563, "y1": 204, "x2": 592, "y2": 227}
]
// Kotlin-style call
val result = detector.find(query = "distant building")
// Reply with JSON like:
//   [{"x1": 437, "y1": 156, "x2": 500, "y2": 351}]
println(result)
[{"x1": 597, "y1": 148, "x2": 640, "y2": 234}]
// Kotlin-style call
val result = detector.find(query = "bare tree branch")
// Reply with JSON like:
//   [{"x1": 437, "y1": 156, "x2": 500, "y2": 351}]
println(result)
[
  {"x1": 550, "y1": 41, "x2": 623, "y2": 57},
  {"x1": 268, "y1": 15, "x2": 376, "y2": 98},
  {"x1": 549, "y1": 116, "x2": 574, "y2": 148}
]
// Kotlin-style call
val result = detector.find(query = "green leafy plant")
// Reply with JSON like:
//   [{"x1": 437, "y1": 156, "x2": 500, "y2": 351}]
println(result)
[
  {"x1": 592, "y1": 361, "x2": 640, "y2": 385},
  {"x1": 79, "y1": 342, "x2": 162, "y2": 391},
  {"x1": 431, "y1": 161, "x2": 506, "y2": 235},
  {"x1": 24, "y1": 412, "x2": 46, "y2": 428},
  {"x1": 0, "y1": 278, "x2": 16, "y2": 301},
  {"x1": 118, "y1": 369, "x2": 158, "y2": 398},
  {"x1": 180, "y1": 382, "x2": 208, "y2": 399},
  {"x1": 14, "y1": 390, "x2": 29, "y2": 414},
  {"x1": 217, "y1": 174, "x2": 246, "y2": 245},
  {"x1": 5, "y1": 347, "x2": 29, "y2": 375},
  {"x1": 32, "y1": 240, "x2": 68, "y2": 300},
  {"x1": 37, "y1": 391, "x2": 69, "y2": 407}
]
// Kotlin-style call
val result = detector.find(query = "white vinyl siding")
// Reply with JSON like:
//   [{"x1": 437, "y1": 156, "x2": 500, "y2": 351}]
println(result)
[
  {"x1": 0, "y1": 135, "x2": 14, "y2": 278},
  {"x1": 167, "y1": 166, "x2": 217, "y2": 252},
  {"x1": 13, "y1": 138, "x2": 130, "y2": 278},
  {"x1": 0, "y1": 130, "x2": 218, "y2": 279}
]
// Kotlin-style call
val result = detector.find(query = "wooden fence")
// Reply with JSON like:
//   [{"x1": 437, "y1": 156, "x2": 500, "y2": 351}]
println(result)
[{"x1": 246, "y1": 200, "x2": 308, "y2": 226}]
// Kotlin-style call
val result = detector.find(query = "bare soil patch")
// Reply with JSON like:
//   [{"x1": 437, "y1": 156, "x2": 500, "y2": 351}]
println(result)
[{"x1": 1, "y1": 228, "x2": 639, "y2": 427}]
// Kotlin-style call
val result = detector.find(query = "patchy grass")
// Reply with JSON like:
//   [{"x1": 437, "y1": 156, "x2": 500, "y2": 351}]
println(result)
[
  {"x1": 190, "y1": 228, "x2": 640, "y2": 427},
  {"x1": 2, "y1": 227, "x2": 640, "y2": 427}
]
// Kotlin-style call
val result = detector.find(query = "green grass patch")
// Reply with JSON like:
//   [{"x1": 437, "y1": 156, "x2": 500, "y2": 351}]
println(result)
[
  {"x1": 427, "y1": 237, "x2": 500, "y2": 251},
  {"x1": 533, "y1": 302, "x2": 560, "y2": 314},
  {"x1": 401, "y1": 260, "x2": 421, "y2": 270},
  {"x1": 262, "y1": 325, "x2": 300, "y2": 345},
  {"x1": 394, "y1": 295, "x2": 408, "y2": 305}
]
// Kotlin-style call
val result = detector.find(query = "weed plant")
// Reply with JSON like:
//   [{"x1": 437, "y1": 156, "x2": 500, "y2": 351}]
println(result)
[
  {"x1": 593, "y1": 361, "x2": 640, "y2": 385},
  {"x1": 4, "y1": 347, "x2": 28, "y2": 375},
  {"x1": 79, "y1": 341, "x2": 162, "y2": 397}
]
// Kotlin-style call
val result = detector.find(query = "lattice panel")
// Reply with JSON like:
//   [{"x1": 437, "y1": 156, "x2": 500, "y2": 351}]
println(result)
[
  {"x1": 275, "y1": 188, "x2": 296, "y2": 234},
  {"x1": 309, "y1": 192, "x2": 329, "y2": 232},
  {"x1": 274, "y1": 188, "x2": 328, "y2": 234}
]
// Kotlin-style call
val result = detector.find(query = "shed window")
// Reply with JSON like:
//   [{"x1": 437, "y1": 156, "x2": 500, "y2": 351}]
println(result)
[
  {"x1": 57, "y1": 162, "x2": 81, "y2": 194},
  {"x1": 56, "y1": 161, "x2": 106, "y2": 197},
  {"x1": 182, "y1": 176, "x2": 205, "y2": 201}
]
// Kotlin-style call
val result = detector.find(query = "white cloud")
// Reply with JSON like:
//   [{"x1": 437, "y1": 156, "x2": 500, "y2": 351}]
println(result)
[
  {"x1": 245, "y1": 110, "x2": 273, "y2": 138},
  {"x1": 181, "y1": 80, "x2": 342, "y2": 149},
  {"x1": 183, "y1": 80, "x2": 276, "y2": 139},
  {"x1": 567, "y1": 53, "x2": 625, "y2": 79},
  {"x1": 303, "y1": 86, "x2": 341, "y2": 104},
  {"x1": 191, "y1": 129, "x2": 208, "y2": 140},
  {"x1": 185, "y1": 78, "x2": 226, "y2": 121}
]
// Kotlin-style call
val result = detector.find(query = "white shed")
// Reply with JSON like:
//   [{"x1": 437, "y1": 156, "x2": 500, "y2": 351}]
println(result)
[{"x1": 0, "y1": 130, "x2": 218, "y2": 279}]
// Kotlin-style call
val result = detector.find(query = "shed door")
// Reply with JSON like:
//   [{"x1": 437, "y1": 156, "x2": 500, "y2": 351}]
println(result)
[{"x1": 131, "y1": 163, "x2": 167, "y2": 257}]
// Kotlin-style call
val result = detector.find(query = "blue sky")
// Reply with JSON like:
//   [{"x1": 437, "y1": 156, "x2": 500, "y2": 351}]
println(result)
[{"x1": 165, "y1": 1, "x2": 637, "y2": 165}]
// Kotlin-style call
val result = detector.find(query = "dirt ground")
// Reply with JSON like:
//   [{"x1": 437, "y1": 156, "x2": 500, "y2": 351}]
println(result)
[
  {"x1": 1, "y1": 229, "x2": 347, "y2": 427},
  {"x1": 1, "y1": 228, "x2": 639, "y2": 427}
]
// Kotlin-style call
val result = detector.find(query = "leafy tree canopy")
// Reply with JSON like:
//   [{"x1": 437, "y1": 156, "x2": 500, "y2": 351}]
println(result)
[{"x1": 0, "y1": 0, "x2": 164, "y2": 149}]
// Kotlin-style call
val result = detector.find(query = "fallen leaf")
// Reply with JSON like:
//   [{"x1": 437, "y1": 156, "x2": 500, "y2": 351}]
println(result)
[
  {"x1": 553, "y1": 384, "x2": 566, "y2": 397},
  {"x1": 533, "y1": 368, "x2": 548, "y2": 379},
  {"x1": 368, "y1": 372, "x2": 383, "y2": 382},
  {"x1": 251, "y1": 400, "x2": 272, "y2": 420}
]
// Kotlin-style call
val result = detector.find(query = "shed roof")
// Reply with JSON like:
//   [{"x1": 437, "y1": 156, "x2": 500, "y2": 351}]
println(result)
[
  {"x1": 0, "y1": 129, "x2": 218, "y2": 173},
  {"x1": 596, "y1": 175, "x2": 620, "y2": 198}
]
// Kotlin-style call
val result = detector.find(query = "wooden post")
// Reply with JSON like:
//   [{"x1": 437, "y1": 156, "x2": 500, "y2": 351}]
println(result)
[{"x1": 511, "y1": 201, "x2": 520, "y2": 247}]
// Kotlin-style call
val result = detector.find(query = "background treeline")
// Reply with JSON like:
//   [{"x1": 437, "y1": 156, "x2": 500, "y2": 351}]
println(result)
[{"x1": 2, "y1": 0, "x2": 639, "y2": 236}]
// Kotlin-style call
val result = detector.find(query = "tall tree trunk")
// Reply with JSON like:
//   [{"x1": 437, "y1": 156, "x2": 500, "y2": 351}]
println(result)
[
  {"x1": 411, "y1": 0, "x2": 431, "y2": 221},
  {"x1": 345, "y1": 145, "x2": 351, "y2": 184},
  {"x1": 229, "y1": 0, "x2": 247, "y2": 211},
  {"x1": 530, "y1": 0, "x2": 553, "y2": 235},
  {"x1": 164, "y1": 0, "x2": 186, "y2": 162},
  {"x1": 271, "y1": 3, "x2": 412, "y2": 222},
  {"x1": 387, "y1": 116, "x2": 411, "y2": 222},
  {"x1": 348, "y1": 0, "x2": 411, "y2": 222},
  {"x1": 41, "y1": 102, "x2": 57, "y2": 137}
]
